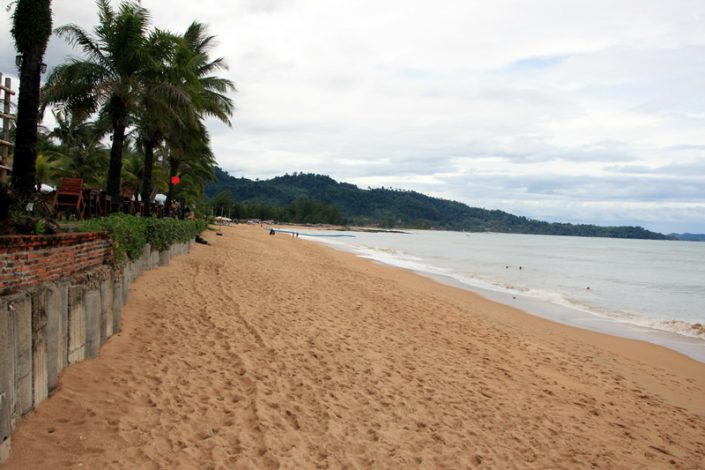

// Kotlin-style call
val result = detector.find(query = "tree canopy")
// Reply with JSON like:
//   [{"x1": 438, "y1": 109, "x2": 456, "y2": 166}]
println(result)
[{"x1": 39, "y1": 0, "x2": 233, "y2": 213}]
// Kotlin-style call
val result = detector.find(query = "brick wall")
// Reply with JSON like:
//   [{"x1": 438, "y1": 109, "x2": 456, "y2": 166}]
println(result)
[{"x1": 0, "y1": 233, "x2": 112, "y2": 295}]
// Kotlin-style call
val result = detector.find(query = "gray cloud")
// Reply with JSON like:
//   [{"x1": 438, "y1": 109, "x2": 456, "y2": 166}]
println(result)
[
  {"x1": 606, "y1": 159, "x2": 705, "y2": 177},
  {"x1": 241, "y1": 0, "x2": 286, "y2": 14}
]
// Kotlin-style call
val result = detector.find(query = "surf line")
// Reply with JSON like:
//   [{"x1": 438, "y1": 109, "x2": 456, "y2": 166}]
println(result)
[{"x1": 271, "y1": 228, "x2": 355, "y2": 238}]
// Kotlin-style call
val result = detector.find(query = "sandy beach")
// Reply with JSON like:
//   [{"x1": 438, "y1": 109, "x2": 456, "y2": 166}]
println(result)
[{"x1": 2, "y1": 224, "x2": 705, "y2": 469}]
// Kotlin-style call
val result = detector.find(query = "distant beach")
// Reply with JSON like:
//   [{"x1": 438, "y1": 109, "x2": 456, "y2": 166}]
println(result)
[{"x1": 3, "y1": 225, "x2": 704, "y2": 469}]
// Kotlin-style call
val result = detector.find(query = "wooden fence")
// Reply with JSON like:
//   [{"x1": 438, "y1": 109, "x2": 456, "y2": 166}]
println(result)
[{"x1": 0, "y1": 73, "x2": 15, "y2": 184}]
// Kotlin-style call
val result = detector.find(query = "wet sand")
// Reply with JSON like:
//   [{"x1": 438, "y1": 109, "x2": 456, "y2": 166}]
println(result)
[{"x1": 3, "y1": 224, "x2": 705, "y2": 469}]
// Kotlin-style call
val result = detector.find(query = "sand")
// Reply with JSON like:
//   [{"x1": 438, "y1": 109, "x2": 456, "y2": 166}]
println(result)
[{"x1": 2, "y1": 224, "x2": 705, "y2": 469}]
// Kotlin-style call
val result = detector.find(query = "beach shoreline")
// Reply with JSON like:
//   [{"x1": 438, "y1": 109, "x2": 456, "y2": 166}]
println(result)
[
  {"x1": 410, "y1": 270, "x2": 705, "y2": 364},
  {"x1": 3, "y1": 224, "x2": 704, "y2": 468},
  {"x1": 298, "y1": 228, "x2": 705, "y2": 364}
]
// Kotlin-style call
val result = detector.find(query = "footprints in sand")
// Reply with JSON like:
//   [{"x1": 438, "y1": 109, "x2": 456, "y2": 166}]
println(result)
[{"x1": 8, "y1": 227, "x2": 704, "y2": 470}]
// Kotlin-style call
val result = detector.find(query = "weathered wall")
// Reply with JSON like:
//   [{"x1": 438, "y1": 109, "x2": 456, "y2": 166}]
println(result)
[
  {"x1": 0, "y1": 238, "x2": 192, "y2": 463},
  {"x1": 0, "y1": 233, "x2": 112, "y2": 296}
]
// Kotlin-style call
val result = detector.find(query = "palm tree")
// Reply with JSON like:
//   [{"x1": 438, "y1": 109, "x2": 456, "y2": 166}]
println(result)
[
  {"x1": 136, "y1": 29, "x2": 190, "y2": 215},
  {"x1": 181, "y1": 21, "x2": 235, "y2": 126},
  {"x1": 120, "y1": 143, "x2": 144, "y2": 199},
  {"x1": 47, "y1": 109, "x2": 109, "y2": 187},
  {"x1": 137, "y1": 22, "x2": 234, "y2": 215},
  {"x1": 42, "y1": 0, "x2": 150, "y2": 199},
  {"x1": 166, "y1": 22, "x2": 234, "y2": 207},
  {"x1": 34, "y1": 153, "x2": 59, "y2": 191},
  {"x1": 10, "y1": 0, "x2": 53, "y2": 203},
  {"x1": 165, "y1": 119, "x2": 215, "y2": 209}
]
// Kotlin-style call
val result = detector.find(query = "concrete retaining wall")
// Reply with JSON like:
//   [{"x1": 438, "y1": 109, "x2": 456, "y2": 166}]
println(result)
[{"x1": 0, "y1": 241, "x2": 192, "y2": 463}]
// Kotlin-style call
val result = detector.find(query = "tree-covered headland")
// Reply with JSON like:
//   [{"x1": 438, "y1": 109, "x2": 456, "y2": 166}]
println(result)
[{"x1": 206, "y1": 168, "x2": 673, "y2": 240}]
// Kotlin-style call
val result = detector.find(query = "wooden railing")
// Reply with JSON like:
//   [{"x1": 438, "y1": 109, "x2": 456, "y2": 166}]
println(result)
[{"x1": 0, "y1": 73, "x2": 15, "y2": 184}]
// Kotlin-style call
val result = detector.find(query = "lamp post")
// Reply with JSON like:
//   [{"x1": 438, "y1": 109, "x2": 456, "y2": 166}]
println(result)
[{"x1": 15, "y1": 55, "x2": 47, "y2": 73}]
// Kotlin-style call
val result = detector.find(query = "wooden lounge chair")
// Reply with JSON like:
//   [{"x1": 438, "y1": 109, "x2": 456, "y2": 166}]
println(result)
[{"x1": 54, "y1": 177, "x2": 85, "y2": 219}]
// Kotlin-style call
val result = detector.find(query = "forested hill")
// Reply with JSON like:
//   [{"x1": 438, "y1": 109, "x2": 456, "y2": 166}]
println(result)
[
  {"x1": 670, "y1": 233, "x2": 705, "y2": 242},
  {"x1": 206, "y1": 168, "x2": 672, "y2": 240}
]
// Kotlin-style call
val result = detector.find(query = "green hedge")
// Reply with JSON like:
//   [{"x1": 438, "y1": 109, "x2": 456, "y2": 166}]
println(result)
[{"x1": 78, "y1": 214, "x2": 208, "y2": 266}]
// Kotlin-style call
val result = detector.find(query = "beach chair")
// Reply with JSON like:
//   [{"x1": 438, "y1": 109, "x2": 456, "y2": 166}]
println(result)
[{"x1": 54, "y1": 177, "x2": 85, "y2": 219}]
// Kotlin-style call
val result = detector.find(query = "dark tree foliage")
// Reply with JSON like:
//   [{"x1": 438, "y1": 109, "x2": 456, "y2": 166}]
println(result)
[
  {"x1": 206, "y1": 168, "x2": 673, "y2": 240},
  {"x1": 10, "y1": 0, "x2": 53, "y2": 202},
  {"x1": 210, "y1": 189, "x2": 343, "y2": 225}
]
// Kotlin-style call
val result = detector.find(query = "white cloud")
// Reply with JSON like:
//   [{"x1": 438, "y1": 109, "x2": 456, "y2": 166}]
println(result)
[{"x1": 2, "y1": 0, "x2": 705, "y2": 232}]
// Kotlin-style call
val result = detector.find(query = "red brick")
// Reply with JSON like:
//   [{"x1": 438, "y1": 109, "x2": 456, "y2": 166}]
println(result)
[{"x1": 0, "y1": 231, "x2": 112, "y2": 295}]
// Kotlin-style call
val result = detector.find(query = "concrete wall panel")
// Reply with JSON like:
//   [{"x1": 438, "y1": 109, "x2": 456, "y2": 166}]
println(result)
[
  {"x1": 150, "y1": 250, "x2": 160, "y2": 269},
  {"x1": 67, "y1": 287, "x2": 85, "y2": 365},
  {"x1": 0, "y1": 299, "x2": 13, "y2": 461},
  {"x1": 31, "y1": 290, "x2": 49, "y2": 407},
  {"x1": 121, "y1": 275, "x2": 129, "y2": 306},
  {"x1": 11, "y1": 296, "x2": 32, "y2": 421},
  {"x1": 141, "y1": 246, "x2": 151, "y2": 272},
  {"x1": 45, "y1": 283, "x2": 67, "y2": 393},
  {"x1": 112, "y1": 279, "x2": 123, "y2": 335},
  {"x1": 84, "y1": 289, "x2": 101, "y2": 359},
  {"x1": 100, "y1": 279, "x2": 113, "y2": 343}
]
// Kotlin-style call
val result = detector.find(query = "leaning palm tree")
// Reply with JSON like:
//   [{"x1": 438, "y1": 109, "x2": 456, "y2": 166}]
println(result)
[
  {"x1": 42, "y1": 0, "x2": 150, "y2": 199},
  {"x1": 165, "y1": 22, "x2": 234, "y2": 204},
  {"x1": 164, "y1": 119, "x2": 215, "y2": 208},
  {"x1": 137, "y1": 22, "x2": 234, "y2": 215},
  {"x1": 135, "y1": 29, "x2": 192, "y2": 215},
  {"x1": 181, "y1": 21, "x2": 235, "y2": 126}
]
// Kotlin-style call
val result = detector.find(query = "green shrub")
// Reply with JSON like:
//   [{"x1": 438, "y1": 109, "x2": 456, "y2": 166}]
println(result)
[
  {"x1": 78, "y1": 214, "x2": 207, "y2": 266},
  {"x1": 34, "y1": 218, "x2": 46, "y2": 234}
]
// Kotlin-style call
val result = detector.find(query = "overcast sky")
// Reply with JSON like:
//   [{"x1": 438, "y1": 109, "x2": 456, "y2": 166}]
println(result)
[{"x1": 2, "y1": 1, "x2": 705, "y2": 233}]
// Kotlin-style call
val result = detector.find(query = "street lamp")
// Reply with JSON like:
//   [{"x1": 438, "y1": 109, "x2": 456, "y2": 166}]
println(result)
[{"x1": 14, "y1": 55, "x2": 47, "y2": 73}]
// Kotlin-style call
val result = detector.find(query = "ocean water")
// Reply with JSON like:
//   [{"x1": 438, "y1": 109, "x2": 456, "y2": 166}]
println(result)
[{"x1": 298, "y1": 229, "x2": 705, "y2": 362}]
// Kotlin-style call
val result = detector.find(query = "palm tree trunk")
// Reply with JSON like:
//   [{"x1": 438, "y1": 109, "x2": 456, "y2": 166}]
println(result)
[
  {"x1": 11, "y1": 43, "x2": 43, "y2": 203},
  {"x1": 10, "y1": 0, "x2": 52, "y2": 208},
  {"x1": 141, "y1": 138, "x2": 155, "y2": 216},
  {"x1": 106, "y1": 96, "x2": 127, "y2": 200}
]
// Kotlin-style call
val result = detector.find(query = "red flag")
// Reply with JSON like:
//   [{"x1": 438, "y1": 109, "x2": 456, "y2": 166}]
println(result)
[{"x1": 171, "y1": 175, "x2": 181, "y2": 185}]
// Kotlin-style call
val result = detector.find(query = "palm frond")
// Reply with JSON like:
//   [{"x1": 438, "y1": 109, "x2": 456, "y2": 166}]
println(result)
[{"x1": 55, "y1": 24, "x2": 106, "y2": 64}]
